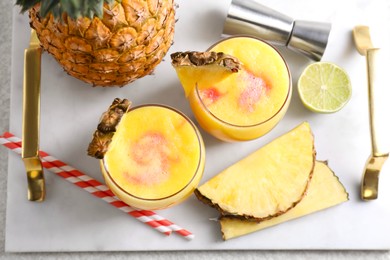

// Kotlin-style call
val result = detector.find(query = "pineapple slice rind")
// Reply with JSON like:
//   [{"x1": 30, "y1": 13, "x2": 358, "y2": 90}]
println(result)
[
  {"x1": 220, "y1": 161, "x2": 349, "y2": 240},
  {"x1": 87, "y1": 98, "x2": 131, "y2": 159},
  {"x1": 195, "y1": 122, "x2": 315, "y2": 221}
]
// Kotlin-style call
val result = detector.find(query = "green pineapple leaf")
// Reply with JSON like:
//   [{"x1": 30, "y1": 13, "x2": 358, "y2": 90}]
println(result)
[
  {"x1": 40, "y1": 0, "x2": 60, "y2": 18},
  {"x1": 16, "y1": 0, "x2": 41, "y2": 13},
  {"x1": 16, "y1": 0, "x2": 122, "y2": 19}
]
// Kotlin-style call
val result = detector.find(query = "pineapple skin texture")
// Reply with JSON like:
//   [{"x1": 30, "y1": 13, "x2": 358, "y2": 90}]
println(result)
[{"x1": 29, "y1": 0, "x2": 175, "y2": 87}]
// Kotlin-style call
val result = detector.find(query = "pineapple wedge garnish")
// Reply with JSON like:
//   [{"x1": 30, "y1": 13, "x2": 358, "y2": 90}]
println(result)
[
  {"x1": 195, "y1": 122, "x2": 315, "y2": 222},
  {"x1": 171, "y1": 51, "x2": 242, "y2": 97},
  {"x1": 220, "y1": 161, "x2": 349, "y2": 240}
]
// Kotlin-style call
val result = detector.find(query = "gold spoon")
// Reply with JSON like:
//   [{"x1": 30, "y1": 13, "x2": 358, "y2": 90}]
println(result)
[
  {"x1": 353, "y1": 25, "x2": 389, "y2": 200},
  {"x1": 22, "y1": 30, "x2": 45, "y2": 201}
]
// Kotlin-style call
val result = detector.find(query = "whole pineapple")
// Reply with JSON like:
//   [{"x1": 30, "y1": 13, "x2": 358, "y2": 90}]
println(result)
[{"x1": 17, "y1": 0, "x2": 175, "y2": 87}]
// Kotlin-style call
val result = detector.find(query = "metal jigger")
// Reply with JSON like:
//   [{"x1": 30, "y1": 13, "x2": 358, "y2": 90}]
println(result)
[{"x1": 223, "y1": 0, "x2": 332, "y2": 61}]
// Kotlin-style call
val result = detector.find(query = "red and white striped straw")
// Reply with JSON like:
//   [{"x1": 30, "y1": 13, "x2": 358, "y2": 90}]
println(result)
[{"x1": 0, "y1": 132, "x2": 194, "y2": 240}]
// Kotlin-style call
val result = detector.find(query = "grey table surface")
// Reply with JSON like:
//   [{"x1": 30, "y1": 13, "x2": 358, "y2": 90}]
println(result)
[{"x1": 1, "y1": 1, "x2": 390, "y2": 259}]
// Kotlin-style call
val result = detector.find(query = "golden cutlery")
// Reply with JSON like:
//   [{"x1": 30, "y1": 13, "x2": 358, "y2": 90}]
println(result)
[
  {"x1": 22, "y1": 30, "x2": 45, "y2": 201},
  {"x1": 353, "y1": 25, "x2": 389, "y2": 200}
]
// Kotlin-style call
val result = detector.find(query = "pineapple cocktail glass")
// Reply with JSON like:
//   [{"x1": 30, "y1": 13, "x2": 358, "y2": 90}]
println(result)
[
  {"x1": 100, "y1": 104, "x2": 205, "y2": 210},
  {"x1": 188, "y1": 36, "x2": 292, "y2": 142}
]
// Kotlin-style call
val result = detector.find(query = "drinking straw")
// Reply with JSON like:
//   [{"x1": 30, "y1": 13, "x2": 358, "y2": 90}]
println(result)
[{"x1": 0, "y1": 132, "x2": 194, "y2": 240}]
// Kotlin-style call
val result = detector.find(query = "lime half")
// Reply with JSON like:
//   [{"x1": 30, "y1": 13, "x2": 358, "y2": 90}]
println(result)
[{"x1": 298, "y1": 62, "x2": 352, "y2": 113}]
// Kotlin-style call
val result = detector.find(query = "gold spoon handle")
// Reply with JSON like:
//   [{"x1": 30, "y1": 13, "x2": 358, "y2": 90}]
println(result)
[
  {"x1": 361, "y1": 48, "x2": 389, "y2": 200},
  {"x1": 22, "y1": 30, "x2": 45, "y2": 202},
  {"x1": 366, "y1": 48, "x2": 389, "y2": 157}
]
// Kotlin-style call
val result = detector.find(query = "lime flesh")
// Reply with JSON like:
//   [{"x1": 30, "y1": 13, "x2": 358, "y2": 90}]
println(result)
[{"x1": 298, "y1": 62, "x2": 352, "y2": 113}]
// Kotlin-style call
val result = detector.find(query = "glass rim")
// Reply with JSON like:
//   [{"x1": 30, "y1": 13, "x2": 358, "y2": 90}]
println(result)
[
  {"x1": 196, "y1": 35, "x2": 292, "y2": 129},
  {"x1": 102, "y1": 104, "x2": 204, "y2": 202}
]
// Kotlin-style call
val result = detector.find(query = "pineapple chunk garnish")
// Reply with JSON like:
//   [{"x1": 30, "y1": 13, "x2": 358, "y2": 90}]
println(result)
[
  {"x1": 171, "y1": 51, "x2": 242, "y2": 97},
  {"x1": 195, "y1": 122, "x2": 315, "y2": 222},
  {"x1": 220, "y1": 161, "x2": 349, "y2": 240}
]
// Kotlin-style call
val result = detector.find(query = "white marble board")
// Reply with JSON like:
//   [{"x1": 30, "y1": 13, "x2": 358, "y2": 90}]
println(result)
[{"x1": 5, "y1": 0, "x2": 390, "y2": 252}]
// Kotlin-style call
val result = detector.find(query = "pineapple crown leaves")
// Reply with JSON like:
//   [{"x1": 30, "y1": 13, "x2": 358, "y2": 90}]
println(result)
[{"x1": 16, "y1": 0, "x2": 121, "y2": 19}]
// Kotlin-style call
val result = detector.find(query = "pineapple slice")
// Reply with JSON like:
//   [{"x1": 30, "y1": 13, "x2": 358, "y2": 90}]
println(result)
[
  {"x1": 171, "y1": 51, "x2": 242, "y2": 96},
  {"x1": 220, "y1": 161, "x2": 349, "y2": 240},
  {"x1": 195, "y1": 122, "x2": 315, "y2": 221}
]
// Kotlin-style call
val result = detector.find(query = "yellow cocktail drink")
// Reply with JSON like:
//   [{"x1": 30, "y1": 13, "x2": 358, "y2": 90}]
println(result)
[
  {"x1": 101, "y1": 105, "x2": 205, "y2": 210},
  {"x1": 188, "y1": 36, "x2": 291, "y2": 141}
]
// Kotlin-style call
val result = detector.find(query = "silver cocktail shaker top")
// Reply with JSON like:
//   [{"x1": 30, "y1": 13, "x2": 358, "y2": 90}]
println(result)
[{"x1": 223, "y1": 0, "x2": 332, "y2": 61}]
